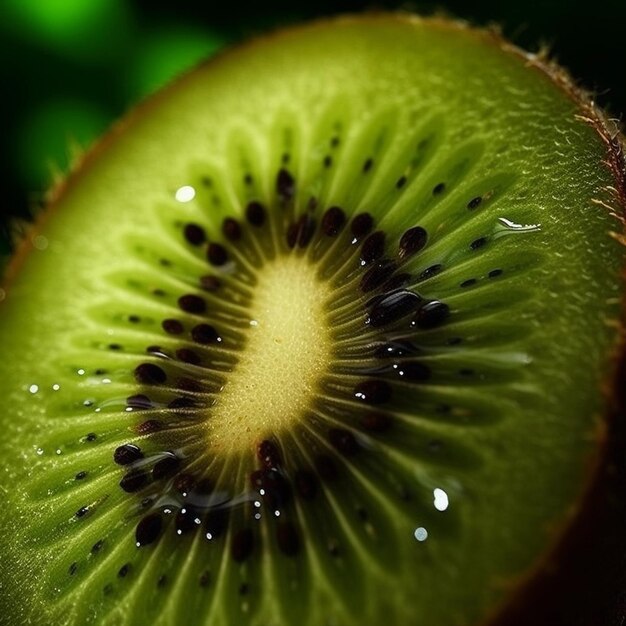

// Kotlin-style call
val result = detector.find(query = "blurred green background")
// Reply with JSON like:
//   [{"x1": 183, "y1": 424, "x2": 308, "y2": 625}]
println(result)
[{"x1": 1, "y1": 0, "x2": 624, "y2": 251}]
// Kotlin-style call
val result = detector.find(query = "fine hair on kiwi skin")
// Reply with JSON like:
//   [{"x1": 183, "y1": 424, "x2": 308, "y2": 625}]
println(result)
[{"x1": 1, "y1": 11, "x2": 626, "y2": 626}]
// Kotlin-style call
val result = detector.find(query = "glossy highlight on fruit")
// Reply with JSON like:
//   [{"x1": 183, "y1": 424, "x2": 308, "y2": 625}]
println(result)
[{"x1": 0, "y1": 13, "x2": 625, "y2": 626}]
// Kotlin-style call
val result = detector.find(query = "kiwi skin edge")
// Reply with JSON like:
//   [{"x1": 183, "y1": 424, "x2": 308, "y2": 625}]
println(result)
[
  {"x1": 1, "y1": 12, "x2": 626, "y2": 626},
  {"x1": 477, "y1": 21, "x2": 626, "y2": 626},
  {"x1": 449, "y1": 19, "x2": 626, "y2": 626}
]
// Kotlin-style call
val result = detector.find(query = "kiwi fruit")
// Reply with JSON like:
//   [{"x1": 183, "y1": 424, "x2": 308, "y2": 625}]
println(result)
[{"x1": 1, "y1": 12, "x2": 625, "y2": 626}]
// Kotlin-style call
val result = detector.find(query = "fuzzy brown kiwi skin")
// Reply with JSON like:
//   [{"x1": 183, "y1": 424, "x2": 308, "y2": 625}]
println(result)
[{"x1": 1, "y1": 13, "x2": 626, "y2": 626}]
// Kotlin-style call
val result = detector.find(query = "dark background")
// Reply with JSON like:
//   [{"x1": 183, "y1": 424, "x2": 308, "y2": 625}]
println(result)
[{"x1": 1, "y1": 0, "x2": 624, "y2": 250}]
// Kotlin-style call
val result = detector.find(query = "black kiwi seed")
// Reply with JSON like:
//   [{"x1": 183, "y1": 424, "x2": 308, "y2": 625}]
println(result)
[
  {"x1": 489, "y1": 268, "x2": 503, "y2": 278},
  {"x1": 245, "y1": 201, "x2": 266, "y2": 227},
  {"x1": 360, "y1": 260, "x2": 397, "y2": 293},
  {"x1": 460, "y1": 279, "x2": 477, "y2": 288},
  {"x1": 467, "y1": 196, "x2": 483, "y2": 209},
  {"x1": 258, "y1": 439, "x2": 281, "y2": 469},
  {"x1": 134, "y1": 363, "x2": 167, "y2": 385},
  {"x1": 470, "y1": 237, "x2": 487, "y2": 250},
  {"x1": 176, "y1": 348, "x2": 201, "y2": 365},
  {"x1": 222, "y1": 218, "x2": 242, "y2": 242},
  {"x1": 321, "y1": 206, "x2": 346, "y2": 236},
  {"x1": 354, "y1": 380, "x2": 392, "y2": 404},
  {"x1": 412, "y1": 301, "x2": 450, "y2": 329},
  {"x1": 419, "y1": 264, "x2": 442, "y2": 280},
  {"x1": 162, "y1": 319, "x2": 184, "y2": 335},
  {"x1": 383, "y1": 272, "x2": 411, "y2": 291},
  {"x1": 119, "y1": 470, "x2": 149, "y2": 493},
  {"x1": 250, "y1": 470, "x2": 292, "y2": 510},
  {"x1": 395, "y1": 175, "x2": 408, "y2": 189},
  {"x1": 394, "y1": 361, "x2": 431, "y2": 382},
  {"x1": 118, "y1": 563, "x2": 130, "y2": 578},
  {"x1": 433, "y1": 182, "x2": 446, "y2": 195},
  {"x1": 398, "y1": 226, "x2": 428, "y2": 258},
  {"x1": 136, "y1": 419, "x2": 163, "y2": 435},
  {"x1": 368, "y1": 290, "x2": 422, "y2": 327},
  {"x1": 168, "y1": 397, "x2": 197, "y2": 410},
  {"x1": 360, "y1": 231, "x2": 386, "y2": 264},
  {"x1": 350, "y1": 212, "x2": 374, "y2": 238},
  {"x1": 178, "y1": 294, "x2": 206, "y2": 314},
  {"x1": 152, "y1": 454, "x2": 180, "y2": 480},
  {"x1": 135, "y1": 514, "x2": 163, "y2": 547},
  {"x1": 113, "y1": 444, "x2": 143, "y2": 466},
  {"x1": 183, "y1": 223, "x2": 206, "y2": 246},
  {"x1": 207, "y1": 243, "x2": 229, "y2": 266},
  {"x1": 373, "y1": 340, "x2": 418, "y2": 359},
  {"x1": 75, "y1": 506, "x2": 89, "y2": 518},
  {"x1": 75, "y1": 471, "x2": 87, "y2": 480},
  {"x1": 177, "y1": 377, "x2": 203, "y2": 392},
  {"x1": 276, "y1": 168, "x2": 295, "y2": 201},
  {"x1": 199, "y1": 275, "x2": 221, "y2": 291},
  {"x1": 176, "y1": 507, "x2": 201, "y2": 535},
  {"x1": 126, "y1": 394, "x2": 152, "y2": 410},
  {"x1": 174, "y1": 474, "x2": 196, "y2": 496},
  {"x1": 364, "y1": 293, "x2": 387, "y2": 313},
  {"x1": 191, "y1": 323, "x2": 220, "y2": 344},
  {"x1": 91, "y1": 540, "x2": 104, "y2": 554}
]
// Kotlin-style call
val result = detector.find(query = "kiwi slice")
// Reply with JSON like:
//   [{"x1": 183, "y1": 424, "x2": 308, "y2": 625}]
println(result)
[{"x1": 1, "y1": 13, "x2": 624, "y2": 626}]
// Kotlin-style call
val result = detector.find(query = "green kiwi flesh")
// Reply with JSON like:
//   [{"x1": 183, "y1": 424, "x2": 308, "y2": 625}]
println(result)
[{"x1": 1, "y1": 13, "x2": 625, "y2": 626}]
